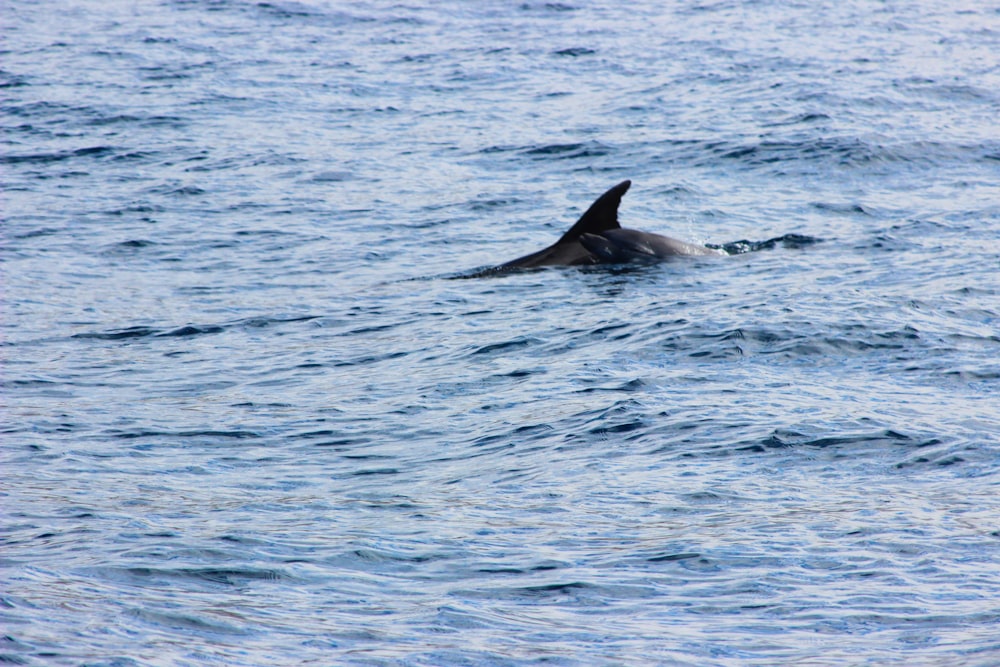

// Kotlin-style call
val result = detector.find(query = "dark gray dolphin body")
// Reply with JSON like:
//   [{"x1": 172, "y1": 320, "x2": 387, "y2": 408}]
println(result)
[{"x1": 500, "y1": 180, "x2": 721, "y2": 270}]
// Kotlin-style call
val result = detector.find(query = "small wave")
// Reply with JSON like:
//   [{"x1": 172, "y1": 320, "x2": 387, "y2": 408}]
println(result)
[
  {"x1": 575, "y1": 378, "x2": 645, "y2": 394},
  {"x1": 520, "y1": 2, "x2": 577, "y2": 11},
  {"x1": 126, "y1": 608, "x2": 251, "y2": 636},
  {"x1": 762, "y1": 112, "x2": 832, "y2": 127},
  {"x1": 72, "y1": 326, "x2": 161, "y2": 340},
  {"x1": 737, "y1": 428, "x2": 936, "y2": 455},
  {"x1": 647, "y1": 552, "x2": 701, "y2": 563},
  {"x1": 10, "y1": 226, "x2": 63, "y2": 239},
  {"x1": 236, "y1": 315, "x2": 319, "y2": 329},
  {"x1": 72, "y1": 323, "x2": 225, "y2": 340},
  {"x1": 715, "y1": 137, "x2": 891, "y2": 167},
  {"x1": 467, "y1": 197, "x2": 520, "y2": 211},
  {"x1": 522, "y1": 141, "x2": 611, "y2": 159},
  {"x1": 85, "y1": 113, "x2": 186, "y2": 128},
  {"x1": 0, "y1": 70, "x2": 29, "y2": 88},
  {"x1": 143, "y1": 184, "x2": 207, "y2": 197},
  {"x1": 351, "y1": 468, "x2": 400, "y2": 476},
  {"x1": 103, "y1": 239, "x2": 158, "y2": 253},
  {"x1": 122, "y1": 566, "x2": 283, "y2": 585},
  {"x1": 0, "y1": 100, "x2": 94, "y2": 119},
  {"x1": 651, "y1": 136, "x2": 1000, "y2": 171},
  {"x1": 553, "y1": 47, "x2": 596, "y2": 57},
  {"x1": 477, "y1": 141, "x2": 612, "y2": 160},
  {"x1": 332, "y1": 350, "x2": 408, "y2": 367},
  {"x1": 107, "y1": 428, "x2": 260, "y2": 440},
  {"x1": 469, "y1": 336, "x2": 540, "y2": 356},
  {"x1": 309, "y1": 170, "x2": 355, "y2": 182},
  {"x1": 810, "y1": 201, "x2": 871, "y2": 215},
  {"x1": 160, "y1": 325, "x2": 224, "y2": 337},
  {"x1": 0, "y1": 145, "x2": 116, "y2": 165}
]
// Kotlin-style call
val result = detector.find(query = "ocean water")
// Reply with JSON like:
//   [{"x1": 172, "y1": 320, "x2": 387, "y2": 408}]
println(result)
[{"x1": 2, "y1": 0, "x2": 999, "y2": 665}]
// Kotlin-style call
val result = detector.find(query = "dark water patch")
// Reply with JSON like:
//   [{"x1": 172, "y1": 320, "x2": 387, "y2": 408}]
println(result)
[
  {"x1": 654, "y1": 136, "x2": 998, "y2": 172},
  {"x1": 520, "y1": 2, "x2": 578, "y2": 11},
  {"x1": 351, "y1": 468, "x2": 400, "y2": 477},
  {"x1": 713, "y1": 324, "x2": 927, "y2": 360},
  {"x1": 868, "y1": 232, "x2": 918, "y2": 252},
  {"x1": 647, "y1": 552, "x2": 702, "y2": 563},
  {"x1": 105, "y1": 203, "x2": 165, "y2": 216},
  {"x1": 327, "y1": 547, "x2": 445, "y2": 574},
  {"x1": 466, "y1": 580, "x2": 659, "y2": 606},
  {"x1": 741, "y1": 428, "x2": 937, "y2": 455},
  {"x1": 558, "y1": 400, "x2": 651, "y2": 446},
  {"x1": 496, "y1": 367, "x2": 542, "y2": 379},
  {"x1": 588, "y1": 418, "x2": 646, "y2": 436},
  {"x1": 467, "y1": 197, "x2": 521, "y2": 212},
  {"x1": 158, "y1": 325, "x2": 224, "y2": 337},
  {"x1": 144, "y1": 184, "x2": 207, "y2": 197},
  {"x1": 341, "y1": 454, "x2": 395, "y2": 461},
  {"x1": 309, "y1": 170, "x2": 355, "y2": 182},
  {"x1": 360, "y1": 547, "x2": 436, "y2": 563},
  {"x1": 941, "y1": 367, "x2": 1000, "y2": 382},
  {"x1": 474, "y1": 140, "x2": 615, "y2": 166},
  {"x1": 340, "y1": 323, "x2": 397, "y2": 336},
  {"x1": 762, "y1": 112, "x2": 832, "y2": 127},
  {"x1": 104, "y1": 239, "x2": 158, "y2": 252},
  {"x1": 522, "y1": 141, "x2": 610, "y2": 159},
  {"x1": 516, "y1": 581, "x2": 590, "y2": 597},
  {"x1": 110, "y1": 150, "x2": 159, "y2": 164},
  {"x1": 471, "y1": 423, "x2": 554, "y2": 451},
  {"x1": 646, "y1": 326, "x2": 746, "y2": 359},
  {"x1": 235, "y1": 315, "x2": 320, "y2": 329},
  {"x1": 0, "y1": 145, "x2": 116, "y2": 165},
  {"x1": 127, "y1": 608, "x2": 251, "y2": 637},
  {"x1": 723, "y1": 137, "x2": 878, "y2": 167},
  {"x1": 0, "y1": 70, "x2": 30, "y2": 88},
  {"x1": 106, "y1": 428, "x2": 260, "y2": 441},
  {"x1": 72, "y1": 322, "x2": 233, "y2": 340},
  {"x1": 575, "y1": 379, "x2": 645, "y2": 395},
  {"x1": 231, "y1": 228, "x2": 305, "y2": 238},
  {"x1": 553, "y1": 47, "x2": 595, "y2": 57},
  {"x1": 104, "y1": 566, "x2": 284, "y2": 587},
  {"x1": 314, "y1": 438, "x2": 370, "y2": 448},
  {"x1": 333, "y1": 351, "x2": 408, "y2": 368},
  {"x1": 895, "y1": 78, "x2": 998, "y2": 104},
  {"x1": 216, "y1": 534, "x2": 264, "y2": 546},
  {"x1": 811, "y1": 201, "x2": 872, "y2": 215},
  {"x1": 895, "y1": 453, "x2": 965, "y2": 469},
  {"x1": 476, "y1": 561, "x2": 566, "y2": 574},
  {"x1": 85, "y1": 113, "x2": 186, "y2": 128},
  {"x1": 470, "y1": 336, "x2": 540, "y2": 356},
  {"x1": 72, "y1": 326, "x2": 161, "y2": 340},
  {"x1": 8, "y1": 226, "x2": 64, "y2": 240},
  {"x1": 478, "y1": 144, "x2": 519, "y2": 155},
  {"x1": 587, "y1": 322, "x2": 631, "y2": 339},
  {"x1": 0, "y1": 100, "x2": 96, "y2": 121},
  {"x1": 287, "y1": 428, "x2": 348, "y2": 441}
]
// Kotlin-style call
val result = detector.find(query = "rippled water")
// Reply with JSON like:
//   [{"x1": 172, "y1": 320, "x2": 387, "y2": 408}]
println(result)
[{"x1": 3, "y1": 0, "x2": 1000, "y2": 665}]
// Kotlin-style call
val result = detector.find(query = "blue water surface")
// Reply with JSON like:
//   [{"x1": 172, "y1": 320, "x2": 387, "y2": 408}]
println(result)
[{"x1": 3, "y1": 1, "x2": 1000, "y2": 665}]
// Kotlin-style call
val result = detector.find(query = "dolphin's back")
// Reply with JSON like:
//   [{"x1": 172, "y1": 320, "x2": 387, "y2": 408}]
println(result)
[{"x1": 501, "y1": 180, "x2": 631, "y2": 269}]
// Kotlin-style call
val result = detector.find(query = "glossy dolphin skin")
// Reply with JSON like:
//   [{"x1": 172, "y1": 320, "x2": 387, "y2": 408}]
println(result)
[{"x1": 500, "y1": 180, "x2": 721, "y2": 270}]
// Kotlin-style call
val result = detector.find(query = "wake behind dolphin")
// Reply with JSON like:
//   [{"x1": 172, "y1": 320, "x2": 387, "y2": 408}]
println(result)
[{"x1": 462, "y1": 180, "x2": 820, "y2": 277}]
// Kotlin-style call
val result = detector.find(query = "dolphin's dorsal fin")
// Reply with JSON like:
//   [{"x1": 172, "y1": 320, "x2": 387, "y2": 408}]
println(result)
[
  {"x1": 497, "y1": 179, "x2": 632, "y2": 270},
  {"x1": 555, "y1": 179, "x2": 630, "y2": 243}
]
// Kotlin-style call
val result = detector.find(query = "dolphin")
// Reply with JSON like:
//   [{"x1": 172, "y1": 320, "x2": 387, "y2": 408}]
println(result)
[{"x1": 499, "y1": 180, "x2": 722, "y2": 270}]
